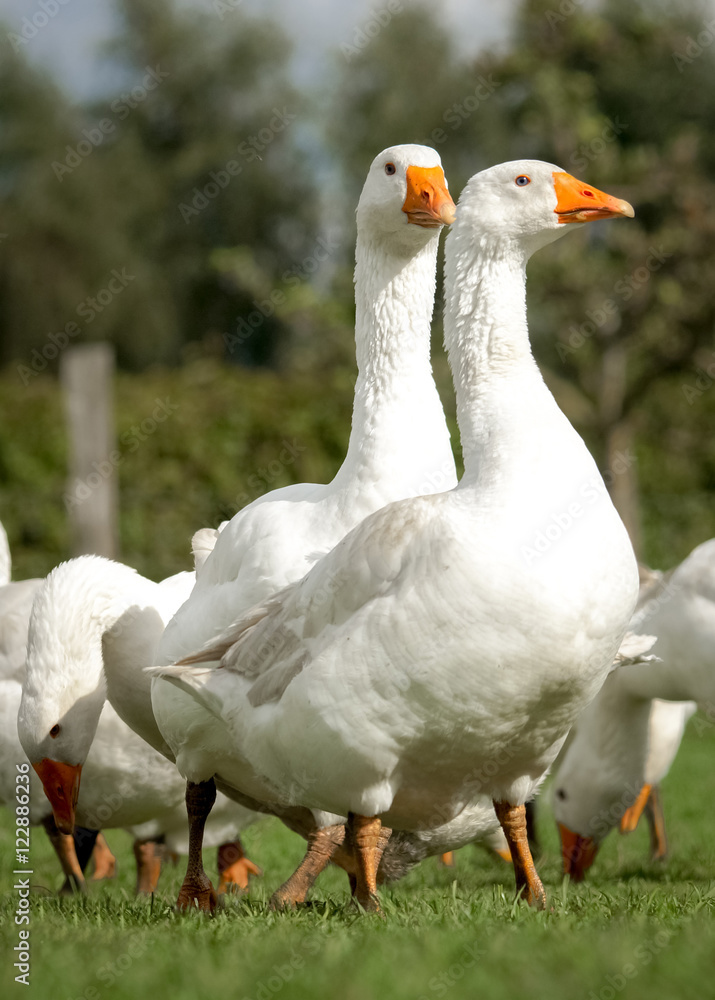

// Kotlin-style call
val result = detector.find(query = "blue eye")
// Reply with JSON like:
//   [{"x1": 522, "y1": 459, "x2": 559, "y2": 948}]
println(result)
[{"x1": 515, "y1": 175, "x2": 531, "y2": 186}]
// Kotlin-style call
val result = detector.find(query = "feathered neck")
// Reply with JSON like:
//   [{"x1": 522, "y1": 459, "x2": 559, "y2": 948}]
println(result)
[
  {"x1": 444, "y1": 232, "x2": 565, "y2": 489},
  {"x1": 332, "y1": 228, "x2": 456, "y2": 496}
]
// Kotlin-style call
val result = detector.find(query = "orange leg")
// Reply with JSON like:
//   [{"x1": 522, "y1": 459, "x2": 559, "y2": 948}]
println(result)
[
  {"x1": 439, "y1": 851, "x2": 455, "y2": 867},
  {"x1": 493, "y1": 800, "x2": 546, "y2": 909},
  {"x1": 42, "y1": 815, "x2": 86, "y2": 895},
  {"x1": 348, "y1": 813, "x2": 390, "y2": 913},
  {"x1": 644, "y1": 785, "x2": 668, "y2": 861},
  {"x1": 91, "y1": 833, "x2": 117, "y2": 881},
  {"x1": 176, "y1": 779, "x2": 218, "y2": 913},
  {"x1": 270, "y1": 823, "x2": 344, "y2": 910},
  {"x1": 619, "y1": 783, "x2": 652, "y2": 835},
  {"x1": 134, "y1": 839, "x2": 163, "y2": 894},
  {"x1": 217, "y1": 839, "x2": 262, "y2": 894}
]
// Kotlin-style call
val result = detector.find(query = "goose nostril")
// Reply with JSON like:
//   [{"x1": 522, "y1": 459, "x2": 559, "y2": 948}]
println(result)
[{"x1": 583, "y1": 190, "x2": 595, "y2": 198}]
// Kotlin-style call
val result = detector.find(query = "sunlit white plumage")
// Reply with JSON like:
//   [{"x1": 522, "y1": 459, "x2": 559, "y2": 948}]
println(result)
[
  {"x1": 160, "y1": 162, "x2": 638, "y2": 861},
  {"x1": 151, "y1": 145, "x2": 458, "y2": 825},
  {"x1": 17, "y1": 556, "x2": 257, "y2": 849},
  {"x1": 0, "y1": 575, "x2": 48, "y2": 822},
  {"x1": 553, "y1": 539, "x2": 714, "y2": 861}
]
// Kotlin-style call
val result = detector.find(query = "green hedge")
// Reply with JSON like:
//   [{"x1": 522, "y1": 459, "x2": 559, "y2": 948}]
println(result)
[{"x1": 1, "y1": 356, "x2": 713, "y2": 583}]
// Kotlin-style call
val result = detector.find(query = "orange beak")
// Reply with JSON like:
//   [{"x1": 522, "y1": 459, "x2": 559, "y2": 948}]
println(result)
[
  {"x1": 33, "y1": 759, "x2": 82, "y2": 835},
  {"x1": 553, "y1": 171, "x2": 634, "y2": 224},
  {"x1": 558, "y1": 823, "x2": 599, "y2": 882},
  {"x1": 619, "y1": 783, "x2": 652, "y2": 835},
  {"x1": 402, "y1": 165, "x2": 456, "y2": 228}
]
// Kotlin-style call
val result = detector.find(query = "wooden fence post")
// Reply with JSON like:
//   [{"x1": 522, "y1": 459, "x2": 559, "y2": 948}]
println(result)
[{"x1": 60, "y1": 343, "x2": 119, "y2": 559}]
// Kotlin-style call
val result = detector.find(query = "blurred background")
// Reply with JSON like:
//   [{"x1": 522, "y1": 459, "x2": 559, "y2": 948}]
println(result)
[{"x1": 1, "y1": 0, "x2": 714, "y2": 581}]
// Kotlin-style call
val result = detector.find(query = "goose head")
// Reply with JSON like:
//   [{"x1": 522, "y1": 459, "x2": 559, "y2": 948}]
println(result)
[
  {"x1": 551, "y1": 681, "x2": 652, "y2": 881},
  {"x1": 356, "y1": 144, "x2": 455, "y2": 252},
  {"x1": 453, "y1": 159, "x2": 634, "y2": 258},
  {"x1": 18, "y1": 568, "x2": 109, "y2": 834}
]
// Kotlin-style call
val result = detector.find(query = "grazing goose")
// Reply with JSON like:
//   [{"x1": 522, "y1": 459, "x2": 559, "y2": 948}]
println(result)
[
  {"x1": 0, "y1": 534, "x2": 118, "y2": 896},
  {"x1": 17, "y1": 556, "x2": 261, "y2": 895},
  {"x1": 159, "y1": 160, "x2": 637, "y2": 911},
  {"x1": 555, "y1": 539, "x2": 714, "y2": 879},
  {"x1": 0, "y1": 574, "x2": 93, "y2": 891},
  {"x1": 618, "y1": 699, "x2": 696, "y2": 857},
  {"x1": 150, "y1": 144, "x2": 459, "y2": 910}
]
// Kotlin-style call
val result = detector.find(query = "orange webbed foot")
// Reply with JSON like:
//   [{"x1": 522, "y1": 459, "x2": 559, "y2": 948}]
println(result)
[{"x1": 218, "y1": 856, "x2": 262, "y2": 893}]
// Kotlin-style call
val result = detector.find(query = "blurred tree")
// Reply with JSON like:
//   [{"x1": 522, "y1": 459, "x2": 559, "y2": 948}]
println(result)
[
  {"x1": 0, "y1": 0, "x2": 320, "y2": 372},
  {"x1": 328, "y1": 0, "x2": 715, "y2": 559},
  {"x1": 326, "y1": 5, "x2": 469, "y2": 200},
  {"x1": 468, "y1": 0, "x2": 715, "y2": 559}
]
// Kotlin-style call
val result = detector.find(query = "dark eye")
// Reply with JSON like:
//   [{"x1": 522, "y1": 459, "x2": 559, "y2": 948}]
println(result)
[
  {"x1": 556, "y1": 788, "x2": 566, "y2": 800},
  {"x1": 385, "y1": 163, "x2": 396, "y2": 176},
  {"x1": 50, "y1": 725, "x2": 60, "y2": 738},
  {"x1": 515, "y1": 175, "x2": 531, "y2": 186}
]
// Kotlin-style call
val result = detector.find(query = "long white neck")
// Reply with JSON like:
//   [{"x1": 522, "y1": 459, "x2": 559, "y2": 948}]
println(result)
[
  {"x1": 333, "y1": 230, "x2": 456, "y2": 497},
  {"x1": 444, "y1": 234, "x2": 589, "y2": 492}
]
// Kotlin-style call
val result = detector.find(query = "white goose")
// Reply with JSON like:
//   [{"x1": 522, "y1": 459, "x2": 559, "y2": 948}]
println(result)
[
  {"x1": 0, "y1": 574, "x2": 88, "y2": 882},
  {"x1": 618, "y1": 698, "x2": 695, "y2": 857},
  {"x1": 149, "y1": 144, "x2": 460, "y2": 909},
  {"x1": 159, "y1": 160, "x2": 637, "y2": 910},
  {"x1": 17, "y1": 556, "x2": 261, "y2": 894},
  {"x1": 0, "y1": 521, "x2": 104, "y2": 893},
  {"x1": 554, "y1": 539, "x2": 714, "y2": 879}
]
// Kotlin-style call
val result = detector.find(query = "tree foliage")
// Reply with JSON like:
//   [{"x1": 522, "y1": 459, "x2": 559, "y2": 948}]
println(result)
[{"x1": 1, "y1": 0, "x2": 714, "y2": 576}]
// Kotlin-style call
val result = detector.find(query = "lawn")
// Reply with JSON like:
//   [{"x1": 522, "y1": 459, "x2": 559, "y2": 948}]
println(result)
[{"x1": 2, "y1": 719, "x2": 715, "y2": 1000}]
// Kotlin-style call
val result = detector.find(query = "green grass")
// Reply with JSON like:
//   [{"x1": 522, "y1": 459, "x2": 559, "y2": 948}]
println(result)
[{"x1": 3, "y1": 720, "x2": 715, "y2": 1000}]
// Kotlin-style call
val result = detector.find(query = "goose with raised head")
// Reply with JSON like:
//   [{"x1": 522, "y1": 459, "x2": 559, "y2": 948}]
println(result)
[
  {"x1": 150, "y1": 144, "x2": 459, "y2": 910},
  {"x1": 17, "y1": 556, "x2": 261, "y2": 895},
  {"x1": 555, "y1": 539, "x2": 714, "y2": 880},
  {"x1": 158, "y1": 160, "x2": 637, "y2": 911}
]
